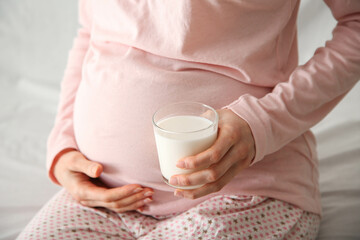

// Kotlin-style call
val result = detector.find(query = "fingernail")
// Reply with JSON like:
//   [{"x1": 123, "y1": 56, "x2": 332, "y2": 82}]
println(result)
[
  {"x1": 176, "y1": 160, "x2": 186, "y2": 168},
  {"x1": 144, "y1": 191, "x2": 154, "y2": 197},
  {"x1": 174, "y1": 190, "x2": 184, "y2": 198},
  {"x1": 133, "y1": 187, "x2": 143, "y2": 194},
  {"x1": 144, "y1": 198, "x2": 153, "y2": 204},
  {"x1": 169, "y1": 177, "x2": 178, "y2": 186},
  {"x1": 91, "y1": 164, "x2": 99, "y2": 175}
]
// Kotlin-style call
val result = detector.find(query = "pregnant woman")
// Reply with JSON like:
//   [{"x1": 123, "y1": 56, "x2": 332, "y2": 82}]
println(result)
[{"x1": 18, "y1": 0, "x2": 360, "y2": 239}]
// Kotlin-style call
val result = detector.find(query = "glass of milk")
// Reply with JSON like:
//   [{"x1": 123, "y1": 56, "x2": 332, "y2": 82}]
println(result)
[{"x1": 152, "y1": 102, "x2": 218, "y2": 189}]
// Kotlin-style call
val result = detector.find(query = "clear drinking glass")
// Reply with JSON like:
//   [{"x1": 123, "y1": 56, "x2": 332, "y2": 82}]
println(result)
[{"x1": 152, "y1": 102, "x2": 218, "y2": 189}]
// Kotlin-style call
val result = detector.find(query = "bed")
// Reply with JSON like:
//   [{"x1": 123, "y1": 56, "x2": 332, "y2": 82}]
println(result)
[{"x1": 0, "y1": 0, "x2": 359, "y2": 239}]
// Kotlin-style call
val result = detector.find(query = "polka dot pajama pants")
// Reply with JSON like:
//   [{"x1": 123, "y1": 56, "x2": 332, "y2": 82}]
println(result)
[{"x1": 17, "y1": 189, "x2": 320, "y2": 240}]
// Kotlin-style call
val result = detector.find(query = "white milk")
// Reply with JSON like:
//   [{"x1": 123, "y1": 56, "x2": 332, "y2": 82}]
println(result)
[{"x1": 154, "y1": 115, "x2": 217, "y2": 189}]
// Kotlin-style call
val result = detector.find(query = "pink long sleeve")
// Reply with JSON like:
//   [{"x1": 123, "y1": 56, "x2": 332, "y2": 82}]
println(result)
[
  {"x1": 46, "y1": 0, "x2": 91, "y2": 184},
  {"x1": 228, "y1": 0, "x2": 360, "y2": 164}
]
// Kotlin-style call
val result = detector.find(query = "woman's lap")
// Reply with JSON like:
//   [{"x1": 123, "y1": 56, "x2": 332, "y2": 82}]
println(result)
[{"x1": 17, "y1": 189, "x2": 320, "y2": 240}]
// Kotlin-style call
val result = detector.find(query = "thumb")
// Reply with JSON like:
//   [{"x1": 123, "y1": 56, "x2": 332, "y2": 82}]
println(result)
[{"x1": 69, "y1": 153, "x2": 103, "y2": 178}]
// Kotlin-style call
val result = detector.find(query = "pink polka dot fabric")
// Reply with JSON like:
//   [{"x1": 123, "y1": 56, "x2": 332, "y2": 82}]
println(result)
[{"x1": 17, "y1": 189, "x2": 320, "y2": 240}]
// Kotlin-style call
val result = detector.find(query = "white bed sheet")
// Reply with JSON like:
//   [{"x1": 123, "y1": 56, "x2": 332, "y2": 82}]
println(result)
[{"x1": 0, "y1": 1, "x2": 359, "y2": 239}]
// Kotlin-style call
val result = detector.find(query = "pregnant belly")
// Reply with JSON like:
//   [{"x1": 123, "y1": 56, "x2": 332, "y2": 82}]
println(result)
[{"x1": 73, "y1": 46, "x2": 269, "y2": 189}]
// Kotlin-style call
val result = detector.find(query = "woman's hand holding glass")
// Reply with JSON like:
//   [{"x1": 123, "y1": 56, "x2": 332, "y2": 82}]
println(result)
[{"x1": 169, "y1": 109, "x2": 255, "y2": 199}]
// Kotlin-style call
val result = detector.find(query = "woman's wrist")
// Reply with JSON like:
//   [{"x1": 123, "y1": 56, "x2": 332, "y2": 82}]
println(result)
[{"x1": 50, "y1": 148, "x2": 78, "y2": 185}]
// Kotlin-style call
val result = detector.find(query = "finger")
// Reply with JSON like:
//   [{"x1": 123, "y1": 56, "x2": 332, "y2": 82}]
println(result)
[
  {"x1": 113, "y1": 198, "x2": 153, "y2": 213},
  {"x1": 171, "y1": 144, "x2": 241, "y2": 187},
  {"x1": 176, "y1": 124, "x2": 235, "y2": 170},
  {"x1": 80, "y1": 189, "x2": 154, "y2": 209},
  {"x1": 67, "y1": 154, "x2": 103, "y2": 178},
  {"x1": 75, "y1": 181, "x2": 146, "y2": 202},
  {"x1": 174, "y1": 158, "x2": 246, "y2": 200}
]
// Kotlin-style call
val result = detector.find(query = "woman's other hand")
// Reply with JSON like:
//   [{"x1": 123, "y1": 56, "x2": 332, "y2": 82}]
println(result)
[
  {"x1": 169, "y1": 108, "x2": 255, "y2": 199},
  {"x1": 53, "y1": 150, "x2": 153, "y2": 213}
]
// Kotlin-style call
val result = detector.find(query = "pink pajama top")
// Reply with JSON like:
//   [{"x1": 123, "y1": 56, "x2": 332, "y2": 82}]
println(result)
[{"x1": 47, "y1": 0, "x2": 360, "y2": 216}]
